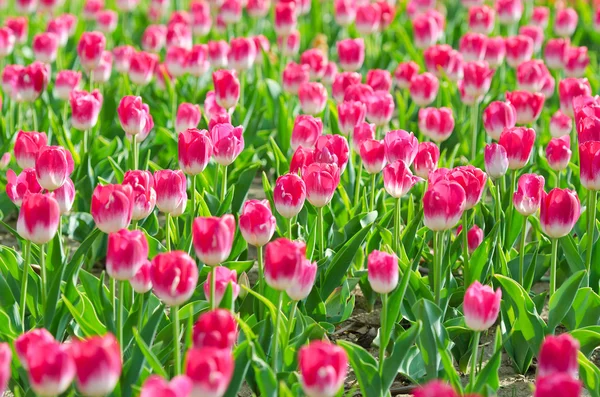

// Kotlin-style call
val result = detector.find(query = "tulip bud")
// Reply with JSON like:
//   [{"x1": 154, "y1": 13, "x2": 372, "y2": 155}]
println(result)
[
  {"x1": 554, "y1": 8, "x2": 578, "y2": 38},
  {"x1": 505, "y1": 35, "x2": 533, "y2": 68},
  {"x1": 187, "y1": 44, "x2": 210, "y2": 76},
  {"x1": 154, "y1": 170, "x2": 187, "y2": 216},
  {"x1": 410, "y1": 72, "x2": 439, "y2": 107},
  {"x1": 424, "y1": 180, "x2": 466, "y2": 231},
  {"x1": 519, "y1": 25, "x2": 544, "y2": 53},
  {"x1": 193, "y1": 215, "x2": 236, "y2": 266},
  {"x1": 185, "y1": 347, "x2": 234, "y2": 397},
  {"x1": 496, "y1": 0, "x2": 522, "y2": 25},
  {"x1": 239, "y1": 200, "x2": 276, "y2": 247},
  {"x1": 285, "y1": 258, "x2": 317, "y2": 301},
  {"x1": 299, "y1": 82, "x2": 328, "y2": 115},
  {"x1": 299, "y1": 340, "x2": 348, "y2": 397},
  {"x1": 274, "y1": 2, "x2": 297, "y2": 36},
  {"x1": 447, "y1": 166, "x2": 487, "y2": 210},
  {"x1": 359, "y1": 139, "x2": 386, "y2": 174},
  {"x1": 35, "y1": 146, "x2": 75, "y2": 191},
  {"x1": 332, "y1": 72, "x2": 361, "y2": 103},
  {"x1": 106, "y1": 229, "x2": 149, "y2": 281},
  {"x1": 164, "y1": 46, "x2": 189, "y2": 78},
  {"x1": 210, "y1": 123, "x2": 244, "y2": 166},
  {"x1": 264, "y1": 238, "x2": 306, "y2": 290},
  {"x1": 221, "y1": 0, "x2": 242, "y2": 23},
  {"x1": 112, "y1": 45, "x2": 135, "y2": 73},
  {"x1": 384, "y1": 130, "x2": 419, "y2": 166},
  {"x1": 424, "y1": 45, "x2": 463, "y2": 81},
  {"x1": 413, "y1": 380, "x2": 459, "y2": 397},
  {"x1": 366, "y1": 91, "x2": 394, "y2": 127},
  {"x1": 303, "y1": 162, "x2": 341, "y2": 207},
  {"x1": 70, "y1": 89, "x2": 103, "y2": 130},
  {"x1": 343, "y1": 82, "x2": 374, "y2": 104},
  {"x1": 151, "y1": 251, "x2": 199, "y2": 306},
  {"x1": 282, "y1": 62, "x2": 310, "y2": 95},
  {"x1": 15, "y1": 329, "x2": 55, "y2": 369},
  {"x1": 457, "y1": 224, "x2": 484, "y2": 254},
  {"x1": 247, "y1": 0, "x2": 270, "y2": 18},
  {"x1": 130, "y1": 260, "x2": 152, "y2": 293},
  {"x1": 54, "y1": 70, "x2": 82, "y2": 100},
  {"x1": 498, "y1": 127, "x2": 536, "y2": 170},
  {"x1": 71, "y1": 334, "x2": 122, "y2": 396},
  {"x1": 129, "y1": 51, "x2": 159, "y2": 86},
  {"x1": 14, "y1": 130, "x2": 48, "y2": 169},
  {"x1": 418, "y1": 107, "x2": 454, "y2": 143},
  {"x1": 545, "y1": 136, "x2": 571, "y2": 172},
  {"x1": 517, "y1": 60, "x2": 550, "y2": 93},
  {"x1": 203, "y1": 266, "x2": 240, "y2": 306},
  {"x1": 334, "y1": 0, "x2": 356, "y2": 26},
  {"x1": 5, "y1": 17, "x2": 28, "y2": 44},
  {"x1": 177, "y1": 128, "x2": 212, "y2": 176},
  {"x1": 0, "y1": 27, "x2": 15, "y2": 58},
  {"x1": 565, "y1": 46, "x2": 589, "y2": 78},
  {"x1": 15, "y1": 62, "x2": 51, "y2": 103},
  {"x1": 579, "y1": 141, "x2": 600, "y2": 190},
  {"x1": 540, "y1": 188, "x2": 581, "y2": 238},
  {"x1": 534, "y1": 374, "x2": 582, "y2": 397},
  {"x1": 17, "y1": 193, "x2": 60, "y2": 244},
  {"x1": 512, "y1": 174, "x2": 545, "y2": 216},
  {"x1": 538, "y1": 334, "x2": 579, "y2": 378},
  {"x1": 383, "y1": 160, "x2": 423, "y2": 199},
  {"x1": 484, "y1": 144, "x2": 509, "y2": 179},
  {"x1": 212, "y1": 70, "x2": 240, "y2": 110},
  {"x1": 367, "y1": 250, "x2": 398, "y2": 294},
  {"x1": 96, "y1": 10, "x2": 118, "y2": 34},
  {"x1": 175, "y1": 103, "x2": 202, "y2": 134},
  {"x1": 27, "y1": 341, "x2": 75, "y2": 397},
  {"x1": 273, "y1": 173, "x2": 306, "y2": 218},
  {"x1": 484, "y1": 37, "x2": 506, "y2": 68},
  {"x1": 337, "y1": 101, "x2": 366, "y2": 137},
  {"x1": 207, "y1": 40, "x2": 229, "y2": 69},
  {"x1": 531, "y1": 6, "x2": 549, "y2": 28},
  {"x1": 413, "y1": 13, "x2": 440, "y2": 50},
  {"x1": 290, "y1": 146, "x2": 314, "y2": 175},
  {"x1": 140, "y1": 375, "x2": 192, "y2": 397},
  {"x1": 481, "y1": 101, "x2": 516, "y2": 141},
  {"x1": 291, "y1": 115, "x2": 323, "y2": 150},
  {"x1": 193, "y1": 309, "x2": 238, "y2": 350},
  {"x1": 277, "y1": 30, "x2": 300, "y2": 57},
  {"x1": 228, "y1": 37, "x2": 257, "y2": 72},
  {"x1": 459, "y1": 33, "x2": 487, "y2": 62},
  {"x1": 6, "y1": 168, "x2": 42, "y2": 207},
  {"x1": 32, "y1": 32, "x2": 59, "y2": 63},
  {"x1": 356, "y1": 3, "x2": 381, "y2": 35},
  {"x1": 559, "y1": 77, "x2": 592, "y2": 117},
  {"x1": 337, "y1": 38, "x2": 365, "y2": 72},
  {"x1": 394, "y1": 61, "x2": 419, "y2": 89},
  {"x1": 463, "y1": 281, "x2": 502, "y2": 331},
  {"x1": 468, "y1": 5, "x2": 495, "y2": 35},
  {"x1": 77, "y1": 31, "x2": 106, "y2": 71},
  {"x1": 413, "y1": 142, "x2": 440, "y2": 179},
  {"x1": 91, "y1": 184, "x2": 134, "y2": 234},
  {"x1": 505, "y1": 91, "x2": 544, "y2": 125},
  {"x1": 122, "y1": 170, "x2": 156, "y2": 220},
  {"x1": 166, "y1": 22, "x2": 192, "y2": 50}
]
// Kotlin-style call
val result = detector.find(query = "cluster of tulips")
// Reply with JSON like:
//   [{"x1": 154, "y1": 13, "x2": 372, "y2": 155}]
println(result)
[{"x1": 1, "y1": 0, "x2": 600, "y2": 395}]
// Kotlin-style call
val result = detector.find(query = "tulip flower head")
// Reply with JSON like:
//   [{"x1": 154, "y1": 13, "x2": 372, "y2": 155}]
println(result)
[
  {"x1": 70, "y1": 334, "x2": 122, "y2": 396},
  {"x1": 299, "y1": 340, "x2": 348, "y2": 397},
  {"x1": 264, "y1": 238, "x2": 306, "y2": 291},
  {"x1": 203, "y1": 266, "x2": 240, "y2": 306},
  {"x1": 185, "y1": 347, "x2": 234, "y2": 397},
  {"x1": 463, "y1": 281, "x2": 502, "y2": 331},
  {"x1": 423, "y1": 180, "x2": 467, "y2": 231},
  {"x1": 540, "y1": 188, "x2": 580, "y2": 239},
  {"x1": 513, "y1": 174, "x2": 545, "y2": 216},
  {"x1": 151, "y1": 251, "x2": 199, "y2": 306}
]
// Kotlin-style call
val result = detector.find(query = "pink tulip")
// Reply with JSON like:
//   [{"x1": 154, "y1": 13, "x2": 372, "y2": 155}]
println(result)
[
  {"x1": 32, "y1": 32, "x2": 59, "y2": 63},
  {"x1": 113, "y1": 45, "x2": 135, "y2": 73},
  {"x1": 554, "y1": 8, "x2": 578, "y2": 37},
  {"x1": 193, "y1": 309, "x2": 238, "y2": 350},
  {"x1": 549, "y1": 110, "x2": 572, "y2": 138},
  {"x1": 513, "y1": 174, "x2": 545, "y2": 216},
  {"x1": 82, "y1": 0, "x2": 103, "y2": 20},
  {"x1": 291, "y1": 115, "x2": 323, "y2": 150},
  {"x1": 540, "y1": 188, "x2": 581, "y2": 238},
  {"x1": 151, "y1": 251, "x2": 198, "y2": 306},
  {"x1": 423, "y1": 180, "x2": 466, "y2": 231},
  {"x1": 546, "y1": 136, "x2": 571, "y2": 172},
  {"x1": 0, "y1": 27, "x2": 15, "y2": 58},
  {"x1": 178, "y1": 128, "x2": 212, "y2": 176},
  {"x1": 239, "y1": 200, "x2": 276, "y2": 247},
  {"x1": 519, "y1": 25, "x2": 544, "y2": 53},
  {"x1": 154, "y1": 170, "x2": 187, "y2": 217},
  {"x1": 496, "y1": 0, "x2": 522, "y2": 25},
  {"x1": 264, "y1": 238, "x2": 306, "y2": 290},
  {"x1": 15, "y1": 62, "x2": 50, "y2": 102},
  {"x1": 185, "y1": 347, "x2": 234, "y2": 397},
  {"x1": 352, "y1": 122, "x2": 375, "y2": 153},
  {"x1": 534, "y1": 374, "x2": 582, "y2": 397},
  {"x1": 122, "y1": 170, "x2": 156, "y2": 220},
  {"x1": 204, "y1": 91, "x2": 227, "y2": 120},
  {"x1": 282, "y1": 62, "x2": 310, "y2": 95},
  {"x1": 413, "y1": 142, "x2": 440, "y2": 179},
  {"x1": 532, "y1": 6, "x2": 549, "y2": 28},
  {"x1": 559, "y1": 78, "x2": 592, "y2": 117},
  {"x1": 48, "y1": 177, "x2": 75, "y2": 215},
  {"x1": 207, "y1": 40, "x2": 229, "y2": 69},
  {"x1": 334, "y1": 0, "x2": 356, "y2": 26},
  {"x1": 515, "y1": 60, "x2": 548, "y2": 94},
  {"x1": 193, "y1": 215, "x2": 236, "y2": 266},
  {"x1": 482, "y1": 144, "x2": 508, "y2": 180},
  {"x1": 106, "y1": 229, "x2": 148, "y2": 280},
  {"x1": 221, "y1": 0, "x2": 242, "y2": 23},
  {"x1": 14, "y1": 130, "x2": 48, "y2": 169},
  {"x1": 35, "y1": 146, "x2": 74, "y2": 191},
  {"x1": 303, "y1": 163, "x2": 341, "y2": 207},
  {"x1": 176, "y1": 103, "x2": 202, "y2": 134},
  {"x1": 356, "y1": 3, "x2": 381, "y2": 35},
  {"x1": 383, "y1": 160, "x2": 423, "y2": 199},
  {"x1": 367, "y1": 250, "x2": 398, "y2": 294},
  {"x1": 366, "y1": 91, "x2": 394, "y2": 127},
  {"x1": 46, "y1": 17, "x2": 72, "y2": 47},
  {"x1": 299, "y1": 82, "x2": 328, "y2": 115},
  {"x1": 290, "y1": 146, "x2": 315, "y2": 175},
  {"x1": 165, "y1": 46, "x2": 189, "y2": 77},
  {"x1": 498, "y1": 127, "x2": 536, "y2": 169},
  {"x1": 166, "y1": 22, "x2": 192, "y2": 49},
  {"x1": 96, "y1": 10, "x2": 118, "y2": 34},
  {"x1": 299, "y1": 340, "x2": 348, "y2": 397},
  {"x1": 579, "y1": 141, "x2": 600, "y2": 190},
  {"x1": 463, "y1": 281, "x2": 502, "y2": 331},
  {"x1": 459, "y1": 33, "x2": 487, "y2": 62},
  {"x1": 337, "y1": 101, "x2": 366, "y2": 137},
  {"x1": 484, "y1": 37, "x2": 506, "y2": 68},
  {"x1": 70, "y1": 89, "x2": 103, "y2": 130},
  {"x1": 5, "y1": 17, "x2": 28, "y2": 43},
  {"x1": 482, "y1": 101, "x2": 516, "y2": 141},
  {"x1": 413, "y1": 13, "x2": 440, "y2": 50},
  {"x1": 504, "y1": 35, "x2": 533, "y2": 68},
  {"x1": 424, "y1": 45, "x2": 463, "y2": 81},
  {"x1": 210, "y1": 123, "x2": 244, "y2": 166},
  {"x1": 77, "y1": 31, "x2": 106, "y2": 71},
  {"x1": 468, "y1": 5, "x2": 495, "y2": 35},
  {"x1": 360, "y1": 139, "x2": 386, "y2": 174},
  {"x1": 6, "y1": 168, "x2": 42, "y2": 207},
  {"x1": 457, "y1": 224, "x2": 484, "y2": 254},
  {"x1": 277, "y1": 30, "x2": 301, "y2": 57},
  {"x1": 247, "y1": 0, "x2": 270, "y2": 18},
  {"x1": 203, "y1": 266, "x2": 240, "y2": 306},
  {"x1": 447, "y1": 166, "x2": 487, "y2": 210},
  {"x1": 337, "y1": 38, "x2": 365, "y2": 72},
  {"x1": 130, "y1": 260, "x2": 152, "y2": 293},
  {"x1": 129, "y1": 51, "x2": 159, "y2": 86},
  {"x1": 286, "y1": 258, "x2": 317, "y2": 300},
  {"x1": 91, "y1": 184, "x2": 133, "y2": 233},
  {"x1": 228, "y1": 37, "x2": 257, "y2": 71},
  {"x1": 410, "y1": 73, "x2": 439, "y2": 107},
  {"x1": 0, "y1": 343, "x2": 10, "y2": 392},
  {"x1": 343, "y1": 83, "x2": 374, "y2": 104},
  {"x1": 54, "y1": 71, "x2": 82, "y2": 100},
  {"x1": 273, "y1": 173, "x2": 306, "y2": 218},
  {"x1": 274, "y1": 2, "x2": 297, "y2": 36},
  {"x1": 71, "y1": 334, "x2": 122, "y2": 396},
  {"x1": 413, "y1": 380, "x2": 458, "y2": 397},
  {"x1": 418, "y1": 107, "x2": 454, "y2": 143},
  {"x1": 212, "y1": 70, "x2": 240, "y2": 110},
  {"x1": 505, "y1": 91, "x2": 544, "y2": 125},
  {"x1": 544, "y1": 38, "x2": 569, "y2": 70},
  {"x1": 15, "y1": 329, "x2": 55, "y2": 369},
  {"x1": 117, "y1": 95, "x2": 154, "y2": 140},
  {"x1": 27, "y1": 341, "x2": 75, "y2": 397},
  {"x1": 565, "y1": 46, "x2": 589, "y2": 78},
  {"x1": 300, "y1": 48, "x2": 328, "y2": 81},
  {"x1": 394, "y1": 61, "x2": 419, "y2": 89},
  {"x1": 537, "y1": 333, "x2": 580, "y2": 379},
  {"x1": 140, "y1": 375, "x2": 192, "y2": 397},
  {"x1": 384, "y1": 130, "x2": 419, "y2": 166},
  {"x1": 186, "y1": 44, "x2": 210, "y2": 76},
  {"x1": 17, "y1": 193, "x2": 60, "y2": 244}
]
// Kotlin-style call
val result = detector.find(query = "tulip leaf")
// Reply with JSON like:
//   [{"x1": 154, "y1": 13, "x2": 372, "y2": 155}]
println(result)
[
  {"x1": 107, "y1": 156, "x2": 125, "y2": 183},
  {"x1": 547, "y1": 270, "x2": 585, "y2": 333},
  {"x1": 61, "y1": 293, "x2": 106, "y2": 337},
  {"x1": 231, "y1": 164, "x2": 260, "y2": 214},
  {"x1": 382, "y1": 321, "x2": 422, "y2": 391},
  {"x1": 250, "y1": 343, "x2": 278, "y2": 397},
  {"x1": 224, "y1": 341, "x2": 252, "y2": 397},
  {"x1": 338, "y1": 340, "x2": 382, "y2": 397},
  {"x1": 131, "y1": 327, "x2": 168, "y2": 379},
  {"x1": 560, "y1": 234, "x2": 586, "y2": 273},
  {"x1": 564, "y1": 288, "x2": 600, "y2": 330},
  {"x1": 570, "y1": 326, "x2": 600, "y2": 357},
  {"x1": 578, "y1": 351, "x2": 600, "y2": 397}
]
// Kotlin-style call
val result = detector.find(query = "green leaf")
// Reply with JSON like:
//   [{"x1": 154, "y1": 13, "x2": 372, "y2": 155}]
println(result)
[
  {"x1": 578, "y1": 351, "x2": 600, "y2": 396},
  {"x1": 224, "y1": 341, "x2": 252, "y2": 397},
  {"x1": 231, "y1": 164, "x2": 260, "y2": 214},
  {"x1": 251, "y1": 344, "x2": 278, "y2": 397},
  {"x1": 61, "y1": 293, "x2": 107, "y2": 337},
  {"x1": 564, "y1": 288, "x2": 600, "y2": 330},
  {"x1": 132, "y1": 327, "x2": 168, "y2": 378},
  {"x1": 560, "y1": 235, "x2": 586, "y2": 273},
  {"x1": 571, "y1": 326, "x2": 600, "y2": 357},
  {"x1": 547, "y1": 270, "x2": 585, "y2": 332},
  {"x1": 107, "y1": 156, "x2": 125, "y2": 183},
  {"x1": 382, "y1": 322, "x2": 422, "y2": 391},
  {"x1": 473, "y1": 326, "x2": 504, "y2": 393},
  {"x1": 338, "y1": 340, "x2": 382, "y2": 397}
]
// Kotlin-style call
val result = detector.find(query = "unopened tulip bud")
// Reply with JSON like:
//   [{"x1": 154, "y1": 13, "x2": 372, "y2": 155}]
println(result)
[
  {"x1": 27, "y1": 341, "x2": 75, "y2": 397},
  {"x1": 14, "y1": 130, "x2": 48, "y2": 169},
  {"x1": 140, "y1": 376, "x2": 192, "y2": 397},
  {"x1": 484, "y1": 144, "x2": 509, "y2": 179},
  {"x1": 17, "y1": 193, "x2": 60, "y2": 244},
  {"x1": 35, "y1": 146, "x2": 75, "y2": 191},
  {"x1": 513, "y1": 174, "x2": 545, "y2": 216},
  {"x1": 299, "y1": 82, "x2": 328, "y2": 115},
  {"x1": 203, "y1": 266, "x2": 240, "y2": 306},
  {"x1": 424, "y1": 180, "x2": 466, "y2": 231},
  {"x1": 540, "y1": 188, "x2": 580, "y2": 238},
  {"x1": 464, "y1": 281, "x2": 502, "y2": 331},
  {"x1": 367, "y1": 250, "x2": 398, "y2": 294},
  {"x1": 130, "y1": 260, "x2": 152, "y2": 293},
  {"x1": 498, "y1": 127, "x2": 536, "y2": 169},
  {"x1": 413, "y1": 142, "x2": 440, "y2": 179},
  {"x1": 264, "y1": 238, "x2": 306, "y2": 291},
  {"x1": 337, "y1": 38, "x2": 365, "y2": 72},
  {"x1": 299, "y1": 340, "x2": 348, "y2": 397},
  {"x1": 538, "y1": 334, "x2": 579, "y2": 378},
  {"x1": 185, "y1": 347, "x2": 234, "y2": 397},
  {"x1": 71, "y1": 334, "x2": 122, "y2": 396},
  {"x1": 546, "y1": 136, "x2": 571, "y2": 172},
  {"x1": 505, "y1": 91, "x2": 544, "y2": 125},
  {"x1": 151, "y1": 251, "x2": 198, "y2": 306},
  {"x1": 6, "y1": 169, "x2": 42, "y2": 207},
  {"x1": 154, "y1": 170, "x2": 187, "y2": 216},
  {"x1": 70, "y1": 89, "x2": 103, "y2": 130},
  {"x1": 193, "y1": 309, "x2": 238, "y2": 350},
  {"x1": 410, "y1": 73, "x2": 439, "y2": 107},
  {"x1": 418, "y1": 107, "x2": 454, "y2": 143},
  {"x1": 239, "y1": 199, "x2": 276, "y2": 247},
  {"x1": 77, "y1": 31, "x2": 106, "y2": 71},
  {"x1": 193, "y1": 215, "x2": 236, "y2": 266}
]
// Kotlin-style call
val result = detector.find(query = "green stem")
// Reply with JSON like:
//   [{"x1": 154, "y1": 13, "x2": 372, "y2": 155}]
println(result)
[
  {"x1": 393, "y1": 198, "x2": 401, "y2": 254},
  {"x1": 136, "y1": 292, "x2": 146, "y2": 330},
  {"x1": 469, "y1": 331, "x2": 481, "y2": 391},
  {"x1": 462, "y1": 211, "x2": 470, "y2": 286},
  {"x1": 271, "y1": 291, "x2": 283, "y2": 371},
  {"x1": 19, "y1": 241, "x2": 32, "y2": 332},
  {"x1": 379, "y1": 293, "x2": 389, "y2": 376},
  {"x1": 586, "y1": 190, "x2": 597, "y2": 288},
  {"x1": 495, "y1": 180, "x2": 502, "y2": 250},
  {"x1": 166, "y1": 213, "x2": 172, "y2": 251},
  {"x1": 354, "y1": 159, "x2": 363, "y2": 209},
  {"x1": 287, "y1": 218, "x2": 293, "y2": 240},
  {"x1": 550, "y1": 238, "x2": 558, "y2": 297},
  {"x1": 519, "y1": 216, "x2": 527, "y2": 287},
  {"x1": 172, "y1": 305, "x2": 181, "y2": 375},
  {"x1": 111, "y1": 278, "x2": 116, "y2": 318},
  {"x1": 471, "y1": 102, "x2": 479, "y2": 159},
  {"x1": 40, "y1": 244, "x2": 47, "y2": 316},
  {"x1": 117, "y1": 281, "x2": 124, "y2": 355},
  {"x1": 287, "y1": 300, "x2": 298, "y2": 345},
  {"x1": 557, "y1": 171, "x2": 561, "y2": 189},
  {"x1": 191, "y1": 174, "x2": 197, "y2": 218},
  {"x1": 132, "y1": 134, "x2": 138, "y2": 170},
  {"x1": 83, "y1": 129, "x2": 89, "y2": 156},
  {"x1": 434, "y1": 231, "x2": 442, "y2": 306},
  {"x1": 171, "y1": 87, "x2": 178, "y2": 131},
  {"x1": 505, "y1": 170, "x2": 517, "y2": 250},
  {"x1": 221, "y1": 165, "x2": 228, "y2": 201},
  {"x1": 370, "y1": 174, "x2": 376, "y2": 212},
  {"x1": 211, "y1": 265, "x2": 218, "y2": 309},
  {"x1": 317, "y1": 206, "x2": 324, "y2": 260},
  {"x1": 257, "y1": 246, "x2": 264, "y2": 298}
]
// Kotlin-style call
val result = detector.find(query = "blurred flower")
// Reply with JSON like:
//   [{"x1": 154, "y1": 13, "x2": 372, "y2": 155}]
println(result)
[{"x1": 299, "y1": 340, "x2": 348, "y2": 397}]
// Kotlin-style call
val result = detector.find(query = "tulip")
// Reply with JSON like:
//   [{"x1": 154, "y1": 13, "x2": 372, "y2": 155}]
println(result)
[
  {"x1": 122, "y1": 170, "x2": 156, "y2": 220},
  {"x1": 352, "y1": 121, "x2": 376, "y2": 153},
  {"x1": 299, "y1": 48, "x2": 329, "y2": 81},
  {"x1": 193, "y1": 215, "x2": 236, "y2": 266},
  {"x1": 468, "y1": 5, "x2": 495, "y2": 35},
  {"x1": 384, "y1": 130, "x2": 419, "y2": 166},
  {"x1": 337, "y1": 101, "x2": 366, "y2": 136},
  {"x1": 505, "y1": 91, "x2": 544, "y2": 125},
  {"x1": 185, "y1": 347, "x2": 234, "y2": 397},
  {"x1": 206, "y1": 40, "x2": 228, "y2": 69},
  {"x1": 203, "y1": 266, "x2": 240, "y2": 307},
  {"x1": 516, "y1": 60, "x2": 549, "y2": 93},
  {"x1": 140, "y1": 375, "x2": 192, "y2": 397},
  {"x1": 278, "y1": 30, "x2": 301, "y2": 57},
  {"x1": 565, "y1": 46, "x2": 589, "y2": 78},
  {"x1": 15, "y1": 62, "x2": 51, "y2": 103},
  {"x1": 446, "y1": 166, "x2": 487, "y2": 210},
  {"x1": 286, "y1": 258, "x2": 317, "y2": 301},
  {"x1": 154, "y1": 170, "x2": 187, "y2": 220},
  {"x1": 481, "y1": 144, "x2": 507, "y2": 182},
  {"x1": 0, "y1": 343, "x2": 10, "y2": 392},
  {"x1": 459, "y1": 33, "x2": 487, "y2": 62},
  {"x1": 334, "y1": 0, "x2": 356, "y2": 25},
  {"x1": 165, "y1": 46, "x2": 189, "y2": 78},
  {"x1": 413, "y1": 381, "x2": 459, "y2": 397},
  {"x1": 247, "y1": 0, "x2": 270, "y2": 17},
  {"x1": 481, "y1": 102, "x2": 515, "y2": 141},
  {"x1": 228, "y1": 37, "x2": 257, "y2": 72},
  {"x1": 496, "y1": 0, "x2": 522, "y2": 25},
  {"x1": 546, "y1": 136, "x2": 572, "y2": 173},
  {"x1": 534, "y1": 374, "x2": 582, "y2": 397},
  {"x1": 212, "y1": 70, "x2": 240, "y2": 110},
  {"x1": 354, "y1": 3, "x2": 380, "y2": 34},
  {"x1": 35, "y1": 146, "x2": 74, "y2": 191},
  {"x1": 538, "y1": 334, "x2": 579, "y2": 378},
  {"x1": 418, "y1": 107, "x2": 454, "y2": 143},
  {"x1": 580, "y1": 141, "x2": 600, "y2": 190},
  {"x1": 239, "y1": 200, "x2": 276, "y2": 247},
  {"x1": 3, "y1": 66, "x2": 22, "y2": 99},
  {"x1": 71, "y1": 334, "x2": 122, "y2": 396},
  {"x1": 290, "y1": 146, "x2": 315, "y2": 175},
  {"x1": 498, "y1": 127, "x2": 536, "y2": 170},
  {"x1": 424, "y1": 45, "x2": 463, "y2": 81},
  {"x1": 517, "y1": 25, "x2": 542, "y2": 52},
  {"x1": 457, "y1": 225, "x2": 484, "y2": 254},
  {"x1": 130, "y1": 260, "x2": 152, "y2": 293},
  {"x1": 204, "y1": 91, "x2": 226, "y2": 120},
  {"x1": 410, "y1": 73, "x2": 439, "y2": 107},
  {"x1": 5, "y1": 17, "x2": 27, "y2": 43},
  {"x1": 298, "y1": 82, "x2": 328, "y2": 115},
  {"x1": 273, "y1": 173, "x2": 306, "y2": 220},
  {"x1": 462, "y1": 61, "x2": 495, "y2": 101},
  {"x1": 70, "y1": 89, "x2": 103, "y2": 132},
  {"x1": 543, "y1": 38, "x2": 569, "y2": 70},
  {"x1": 175, "y1": 103, "x2": 202, "y2": 134},
  {"x1": 27, "y1": 341, "x2": 75, "y2": 397},
  {"x1": 77, "y1": 31, "x2": 106, "y2": 71},
  {"x1": 274, "y1": 1, "x2": 297, "y2": 35},
  {"x1": 128, "y1": 51, "x2": 158, "y2": 86},
  {"x1": 46, "y1": 177, "x2": 74, "y2": 215},
  {"x1": 151, "y1": 251, "x2": 198, "y2": 307},
  {"x1": 531, "y1": 6, "x2": 549, "y2": 28},
  {"x1": 32, "y1": 32, "x2": 59, "y2": 64},
  {"x1": 314, "y1": 132, "x2": 350, "y2": 170},
  {"x1": 15, "y1": 329, "x2": 55, "y2": 369},
  {"x1": 186, "y1": 44, "x2": 210, "y2": 77},
  {"x1": 554, "y1": 8, "x2": 578, "y2": 37},
  {"x1": 366, "y1": 91, "x2": 394, "y2": 127},
  {"x1": 96, "y1": 10, "x2": 118, "y2": 34},
  {"x1": 17, "y1": 193, "x2": 60, "y2": 245},
  {"x1": 302, "y1": 162, "x2": 341, "y2": 209},
  {"x1": 512, "y1": 174, "x2": 545, "y2": 217},
  {"x1": 264, "y1": 238, "x2": 306, "y2": 291},
  {"x1": 14, "y1": 130, "x2": 48, "y2": 169},
  {"x1": 412, "y1": 13, "x2": 439, "y2": 50},
  {"x1": 299, "y1": 340, "x2": 348, "y2": 397},
  {"x1": 383, "y1": 160, "x2": 422, "y2": 199},
  {"x1": 106, "y1": 229, "x2": 149, "y2": 281},
  {"x1": 112, "y1": 45, "x2": 135, "y2": 73},
  {"x1": 394, "y1": 61, "x2": 419, "y2": 89},
  {"x1": 463, "y1": 281, "x2": 501, "y2": 385},
  {"x1": 367, "y1": 250, "x2": 398, "y2": 294},
  {"x1": 291, "y1": 115, "x2": 322, "y2": 150},
  {"x1": 322, "y1": 61, "x2": 338, "y2": 86},
  {"x1": 424, "y1": 180, "x2": 466, "y2": 232},
  {"x1": 484, "y1": 37, "x2": 506, "y2": 68},
  {"x1": 0, "y1": 29, "x2": 14, "y2": 60},
  {"x1": 221, "y1": 0, "x2": 242, "y2": 23},
  {"x1": 336, "y1": 38, "x2": 364, "y2": 72},
  {"x1": 46, "y1": 16, "x2": 73, "y2": 47},
  {"x1": 117, "y1": 96, "x2": 153, "y2": 146},
  {"x1": 360, "y1": 139, "x2": 386, "y2": 175},
  {"x1": 5, "y1": 168, "x2": 42, "y2": 207},
  {"x1": 177, "y1": 128, "x2": 212, "y2": 178},
  {"x1": 91, "y1": 184, "x2": 133, "y2": 233},
  {"x1": 343, "y1": 83, "x2": 374, "y2": 105},
  {"x1": 82, "y1": 0, "x2": 103, "y2": 20},
  {"x1": 193, "y1": 309, "x2": 238, "y2": 350},
  {"x1": 166, "y1": 22, "x2": 192, "y2": 49},
  {"x1": 282, "y1": 62, "x2": 310, "y2": 95},
  {"x1": 559, "y1": 78, "x2": 592, "y2": 117},
  {"x1": 210, "y1": 123, "x2": 244, "y2": 166},
  {"x1": 413, "y1": 142, "x2": 440, "y2": 180},
  {"x1": 54, "y1": 70, "x2": 82, "y2": 100}
]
